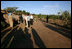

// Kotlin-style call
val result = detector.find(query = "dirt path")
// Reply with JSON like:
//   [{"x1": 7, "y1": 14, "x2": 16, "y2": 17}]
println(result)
[
  {"x1": 31, "y1": 20, "x2": 71, "y2": 48},
  {"x1": 1, "y1": 20, "x2": 71, "y2": 48}
]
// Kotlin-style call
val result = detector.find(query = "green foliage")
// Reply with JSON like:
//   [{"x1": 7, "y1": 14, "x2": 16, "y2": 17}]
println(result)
[
  {"x1": 62, "y1": 11, "x2": 70, "y2": 20},
  {"x1": 61, "y1": 10, "x2": 71, "y2": 29},
  {"x1": 26, "y1": 12, "x2": 30, "y2": 15},
  {"x1": 4, "y1": 7, "x2": 18, "y2": 13},
  {"x1": 14, "y1": 10, "x2": 30, "y2": 15},
  {"x1": 15, "y1": 10, "x2": 23, "y2": 15},
  {"x1": 48, "y1": 15, "x2": 58, "y2": 20},
  {"x1": 58, "y1": 12, "x2": 60, "y2": 15},
  {"x1": 22, "y1": 10, "x2": 26, "y2": 14},
  {"x1": 38, "y1": 14, "x2": 47, "y2": 19},
  {"x1": 38, "y1": 14, "x2": 41, "y2": 18}
]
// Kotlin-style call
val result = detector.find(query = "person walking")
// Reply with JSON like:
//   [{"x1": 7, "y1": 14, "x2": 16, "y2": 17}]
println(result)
[
  {"x1": 22, "y1": 14, "x2": 25, "y2": 23},
  {"x1": 24, "y1": 15, "x2": 28, "y2": 27},
  {"x1": 8, "y1": 12, "x2": 13, "y2": 28},
  {"x1": 30, "y1": 14, "x2": 33, "y2": 26},
  {"x1": 19, "y1": 14, "x2": 23, "y2": 23},
  {"x1": 46, "y1": 15, "x2": 49, "y2": 23},
  {"x1": 27, "y1": 14, "x2": 30, "y2": 28}
]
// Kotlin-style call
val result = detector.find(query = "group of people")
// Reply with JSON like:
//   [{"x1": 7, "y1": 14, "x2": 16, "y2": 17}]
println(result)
[
  {"x1": 22, "y1": 14, "x2": 33, "y2": 28},
  {"x1": 7, "y1": 12, "x2": 34, "y2": 29},
  {"x1": 2, "y1": 10, "x2": 48, "y2": 30}
]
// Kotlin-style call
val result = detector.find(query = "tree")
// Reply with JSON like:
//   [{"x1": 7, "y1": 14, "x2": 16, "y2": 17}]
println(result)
[
  {"x1": 4, "y1": 7, "x2": 18, "y2": 13},
  {"x1": 58, "y1": 12, "x2": 60, "y2": 19},
  {"x1": 26, "y1": 12, "x2": 30, "y2": 15},
  {"x1": 15, "y1": 10, "x2": 23, "y2": 15},
  {"x1": 22, "y1": 10, "x2": 26, "y2": 14},
  {"x1": 61, "y1": 10, "x2": 71, "y2": 28}
]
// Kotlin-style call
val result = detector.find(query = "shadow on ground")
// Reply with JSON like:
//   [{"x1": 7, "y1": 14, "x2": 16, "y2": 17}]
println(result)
[
  {"x1": 44, "y1": 23, "x2": 71, "y2": 39},
  {"x1": 31, "y1": 27, "x2": 46, "y2": 48},
  {"x1": 1, "y1": 26, "x2": 33, "y2": 48},
  {"x1": 1, "y1": 26, "x2": 18, "y2": 48},
  {"x1": 50, "y1": 23, "x2": 71, "y2": 31},
  {"x1": 10, "y1": 27, "x2": 33, "y2": 48},
  {"x1": 40, "y1": 19, "x2": 71, "y2": 39},
  {"x1": 1, "y1": 26, "x2": 46, "y2": 48}
]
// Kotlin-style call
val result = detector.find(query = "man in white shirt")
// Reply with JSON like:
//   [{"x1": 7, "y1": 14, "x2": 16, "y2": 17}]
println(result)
[{"x1": 24, "y1": 14, "x2": 30, "y2": 28}]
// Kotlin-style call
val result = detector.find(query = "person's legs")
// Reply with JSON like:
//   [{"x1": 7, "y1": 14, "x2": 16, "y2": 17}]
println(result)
[
  {"x1": 25, "y1": 20, "x2": 26, "y2": 25},
  {"x1": 28, "y1": 21, "x2": 32, "y2": 35},
  {"x1": 28, "y1": 21, "x2": 30, "y2": 27},
  {"x1": 9, "y1": 15, "x2": 13, "y2": 27},
  {"x1": 30, "y1": 19, "x2": 33, "y2": 28},
  {"x1": 29, "y1": 21, "x2": 30, "y2": 27},
  {"x1": 46, "y1": 18, "x2": 48, "y2": 23},
  {"x1": 32, "y1": 19, "x2": 33, "y2": 25},
  {"x1": 30, "y1": 19, "x2": 31, "y2": 25},
  {"x1": 30, "y1": 19, "x2": 32, "y2": 25},
  {"x1": 26, "y1": 21, "x2": 28, "y2": 28},
  {"x1": 21, "y1": 18, "x2": 23, "y2": 23},
  {"x1": 29, "y1": 19, "x2": 31, "y2": 28}
]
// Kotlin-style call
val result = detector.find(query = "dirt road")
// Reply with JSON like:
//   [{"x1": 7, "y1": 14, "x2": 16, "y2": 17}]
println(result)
[
  {"x1": 1, "y1": 20, "x2": 71, "y2": 48},
  {"x1": 31, "y1": 20, "x2": 71, "y2": 48}
]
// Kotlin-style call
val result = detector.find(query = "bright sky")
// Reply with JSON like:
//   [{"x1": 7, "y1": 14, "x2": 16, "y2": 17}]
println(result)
[{"x1": 1, "y1": 1, "x2": 71, "y2": 15}]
